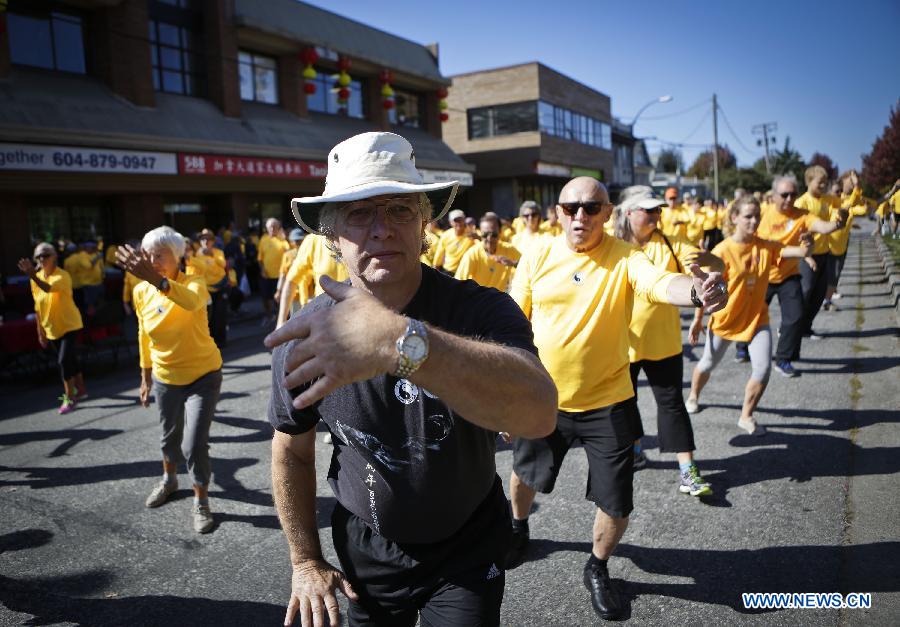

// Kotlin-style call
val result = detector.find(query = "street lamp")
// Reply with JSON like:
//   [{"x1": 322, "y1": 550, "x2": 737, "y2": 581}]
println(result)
[
  {"x1": 627, "y1": 97, "x2": 672, "y2": 184},
  {"x1": 629, "y1": 95, "x2": 673, "y2": 128}
]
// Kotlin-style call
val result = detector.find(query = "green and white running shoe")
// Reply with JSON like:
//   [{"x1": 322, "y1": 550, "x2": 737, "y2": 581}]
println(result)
[{"x1": 679, "y1": 464, "x2": 712, "y2": 497}]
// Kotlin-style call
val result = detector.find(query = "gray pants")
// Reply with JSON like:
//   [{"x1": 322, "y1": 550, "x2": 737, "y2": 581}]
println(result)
[
  {"x1": 153, "y1": 369, "x2": 222, "y2": 487},
  {"x1": 697, "y1": 326, "x2": 772, "y2": 384}
]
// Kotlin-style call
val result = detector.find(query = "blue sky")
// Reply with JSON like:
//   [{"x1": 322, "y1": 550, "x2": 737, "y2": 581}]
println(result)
[{"x1": 307, "y1": 0, "x2": 900, "y2": 172}]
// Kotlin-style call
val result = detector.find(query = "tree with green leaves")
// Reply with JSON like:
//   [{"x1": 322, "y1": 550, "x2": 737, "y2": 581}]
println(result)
[
  {"x1": 719, "y1": 167, "x2": 771, "y2": 198},
  {"x1": 770, "y1": 136, "x2": 806, "y2": 183},
  {"x1": 655, "y1": 148, "x2": 682, "y2": 173}
]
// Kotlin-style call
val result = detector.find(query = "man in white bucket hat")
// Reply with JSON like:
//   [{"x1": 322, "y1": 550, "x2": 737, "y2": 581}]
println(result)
[{"x1": 265, "y1": 132, "x2": 557, "y2": 627}]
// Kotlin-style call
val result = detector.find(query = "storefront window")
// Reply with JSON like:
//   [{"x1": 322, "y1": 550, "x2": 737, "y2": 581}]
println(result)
[
  {"x1": 538, "y1": 100, "x2": 611, "y2": 150},
  {"x1": 388, "y1": 89, "x2": 424, "y2": 128},
  {"x1": 307, "y1": 68, "x2": 365, "y2": 119},
  {"x1": 8, "y1": 10, "x2": 86, "y2": 74},
  {"x1": 28, "y1": 203, "x2": 107, "y2": 244},
  {"x1": 239, "y1": 51, "x2": 278, "y2": 104}
]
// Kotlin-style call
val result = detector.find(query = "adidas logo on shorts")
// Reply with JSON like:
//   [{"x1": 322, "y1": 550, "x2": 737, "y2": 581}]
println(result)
[{"x1": 486, "y1": 563, "x2": 501, "y2": 580}]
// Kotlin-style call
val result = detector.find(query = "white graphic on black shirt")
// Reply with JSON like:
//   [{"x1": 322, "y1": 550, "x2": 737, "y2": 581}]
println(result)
[
  {"x1": 394, "y1": 379, "x2": 419, "y2": 404},
  {"x1": 333, "y1": 412, "x2": 454, "y2": 473}
]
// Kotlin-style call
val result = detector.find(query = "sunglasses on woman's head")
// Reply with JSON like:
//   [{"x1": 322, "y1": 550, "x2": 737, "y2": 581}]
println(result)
[
  {"x1": 557, "y1": 201, "x2": 611, "y2": 216},
  {"x1": 35, "y1": 253, "x2": 53, "y2": 259}
]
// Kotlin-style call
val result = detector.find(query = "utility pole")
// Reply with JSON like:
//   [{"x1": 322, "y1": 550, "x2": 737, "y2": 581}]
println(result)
[
  {"x1": 712, "y1": 93, "x2": 719, "y2": 201},
  {"x1": 752, "y1": 122, "x2": 778, "y2": 173}
]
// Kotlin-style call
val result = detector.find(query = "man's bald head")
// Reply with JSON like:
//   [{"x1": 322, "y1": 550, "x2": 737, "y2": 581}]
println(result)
[{"x1": 559, "y1": 177, "x2": 609, "y2": 204}]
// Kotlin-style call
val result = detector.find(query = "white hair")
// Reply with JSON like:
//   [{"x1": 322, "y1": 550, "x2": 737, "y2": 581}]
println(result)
[
  {"x1": 142, "y1": 226, "x2": 186, "y2": 259},
  {"x1": 33, "y1": 242, "x2": 56, "y2": 259},
  {"x1": 771, "y1": 174, "x2": 798, "y2": 193},
  {"x1": 265, "y1": 217, "x2": 281, "y2": 229}
]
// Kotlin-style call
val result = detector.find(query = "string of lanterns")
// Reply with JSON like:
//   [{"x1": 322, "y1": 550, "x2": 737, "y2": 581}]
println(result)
[
  {"x1": 380, "y1": 69, "x2": 395, "y2": 110},
  {"x1": 300, "y1": 47, "x2": 318, "y2": 94},
  {"x1": 438, "y1": 86, "x2": 449, "y2": 123}
]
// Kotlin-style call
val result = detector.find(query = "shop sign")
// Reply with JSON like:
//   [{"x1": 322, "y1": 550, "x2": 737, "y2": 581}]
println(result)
[
  {"x1": 534, "y1": 161, "x2": 571, "y2": 177},
  {"x1": 419, "y1": 169, "x2": 474, "y2": 187},
  {"x1": 0, "y1": 142, "x2": 177, "y2": 174},
  {"x1": 179, "y1": 153, "x2": 327, "y2": 179}
]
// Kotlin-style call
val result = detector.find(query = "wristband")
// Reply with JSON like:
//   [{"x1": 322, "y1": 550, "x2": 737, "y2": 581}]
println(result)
[{"x1": 690, "y1": 285, "x2": 703, "y2": 308}]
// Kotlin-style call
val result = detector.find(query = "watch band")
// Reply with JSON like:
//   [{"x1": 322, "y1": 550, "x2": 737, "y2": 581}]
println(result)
[{"x1": 690, "y1": 285, "x2": 703, "y2": 308}]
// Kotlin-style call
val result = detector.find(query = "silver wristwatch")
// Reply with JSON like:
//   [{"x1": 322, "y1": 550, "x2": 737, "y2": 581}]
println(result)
[{"x1": 393, "y1": 318, "x2": 429, "y2": 379}]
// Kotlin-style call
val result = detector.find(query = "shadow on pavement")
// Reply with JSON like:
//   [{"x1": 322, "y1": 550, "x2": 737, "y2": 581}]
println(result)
[
  {"x1": 0, "y1": 528, "x2": 54, "y2": 553},
  {"x1": 0, "y1": 570, "x2": 284, "y2": 627},
  {"x1": 210, "y1": 415, "x2": 272, "y2": 444},
  {"x1": 0, "y1": 428, "x2": 124, "y2": 458},
  {"x1": 793, "y1": 355, "x2": 900, "y2": 374},
  {"x1": 614, "y1": 541, "x2": 900, "y2": 614}
]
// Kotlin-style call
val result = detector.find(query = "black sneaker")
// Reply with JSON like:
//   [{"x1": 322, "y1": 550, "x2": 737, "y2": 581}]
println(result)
[
  {"x1": 504, "y1": 527, "x2": 530, "y2": 569},
  {"x1": 734, "y1": 345, "x2": 749, "y2": 363},
  {"x1": 583, "y1": 560, "x2": 623, "y2": 620},
  {"x1": 632, "y1": 450, "x2": 648, "y2": 471}
]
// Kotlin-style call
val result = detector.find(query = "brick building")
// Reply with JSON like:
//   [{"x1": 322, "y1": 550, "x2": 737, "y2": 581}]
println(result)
[
  {"x1": 443, "y1": 62, "x2": 614, "y2": 217},
  {"x1": 0, "y1": 0, "x2": 472, "y2": 274}
]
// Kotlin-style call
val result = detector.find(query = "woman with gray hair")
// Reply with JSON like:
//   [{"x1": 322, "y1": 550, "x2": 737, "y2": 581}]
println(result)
[
  {"x1": 614, "y1": 186, "x2": 722, "y2": 496},
  {"x1": 116, "y1": 226, "x2": 223, "y2": 534},
  {"x1": 18, "y1": 242, "x2": 86, "y2": 414}
]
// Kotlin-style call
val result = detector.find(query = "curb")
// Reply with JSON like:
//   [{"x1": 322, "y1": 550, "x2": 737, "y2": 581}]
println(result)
[{"x1": 872, "y1": 234, "x2": 900, "y2": 326}]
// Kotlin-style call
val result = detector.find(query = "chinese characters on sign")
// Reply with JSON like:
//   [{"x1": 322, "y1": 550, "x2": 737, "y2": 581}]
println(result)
[{"x1": 178, "y1": 153, "x2": 328, "y2": 179}]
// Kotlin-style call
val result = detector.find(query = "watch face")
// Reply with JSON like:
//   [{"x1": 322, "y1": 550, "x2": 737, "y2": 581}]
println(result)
[{"x1": 403, "y1": 335, "x2": 427, "y2": 361}]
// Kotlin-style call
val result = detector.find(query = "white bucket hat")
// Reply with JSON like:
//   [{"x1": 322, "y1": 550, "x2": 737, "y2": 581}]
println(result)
[
  {"x1": 291, "y1": 132, "x2": 459, "y2": 235},
  {"x1": 618, "y1": 185, "x2": 667, "y2": 212}
]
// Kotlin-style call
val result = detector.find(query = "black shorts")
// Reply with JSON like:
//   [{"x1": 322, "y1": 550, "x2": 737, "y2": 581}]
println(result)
[
  {"x1": 331, "y1": 475, "x2": 509, "y2": 626},
  {"x1": 259, "y1": 277, "x2": 278, "y2": 299},
  {"x1": 513, "y1": 399, "x2": 642, "y2": 519}
]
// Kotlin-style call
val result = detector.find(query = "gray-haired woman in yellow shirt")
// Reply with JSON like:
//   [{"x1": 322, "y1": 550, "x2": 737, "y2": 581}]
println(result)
[{"x1": 117, "y1": 226, "x2": 222, "y2": 534}]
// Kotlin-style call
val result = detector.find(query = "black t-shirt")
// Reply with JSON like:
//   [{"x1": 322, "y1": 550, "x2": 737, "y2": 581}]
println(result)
[{"x1": 268, "y1": 265, "x2": 537, "y2": 544}]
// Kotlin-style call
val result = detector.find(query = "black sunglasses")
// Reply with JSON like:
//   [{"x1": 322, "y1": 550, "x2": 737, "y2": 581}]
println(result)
[
  {"x1": 557, "y1": 201, "x2": 611, "y2": 216},
  {"x1": 35, "y1": 253, "x2": 53, "y2": 259},
  {"x1": 780, "y1": 191, "x2": 798, "y2": 199},
  {"x1": 522, "y1": 212, "x2": 541, "y2": 218},
  {"x1": 636, "y1": 206, "x2": 662, "y2": 214}
]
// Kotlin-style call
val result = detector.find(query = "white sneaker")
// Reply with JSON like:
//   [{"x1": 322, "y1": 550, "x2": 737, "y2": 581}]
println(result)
[
  {"x1": 193, "y1": 503, "x2": 214, "y2": 534},
  {"x1": 831, "y1": 292, "x2": 842, "y2": 301},
  {"x1": 738, "y1": 418, "x2": 766, "y2": 436},
  {"x1": 685, "y1": 398, "x2": 700, "y2": 414},
  {"x1": 145, "y1": 479, "x2": 177, "y2": 508}
]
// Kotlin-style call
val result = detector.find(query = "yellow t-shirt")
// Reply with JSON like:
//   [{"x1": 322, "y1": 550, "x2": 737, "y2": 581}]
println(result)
[
  {"x1": 539, "y1": 222, "x2": 563, "y2": 237},
  {"x1": 258, "y1": 235, "x2": 290, "y2": 279},
  {"x1": 794, "y1": 192, "x2": 838, "y2": 255},
  {"x1": 709, "y1": 236, "x2": 783, "y2": 342},
  {"x1": 684, "y1": 209, "x2": 705, "y2": 246},
  {"x1": 661, "y1": 205, "x2": 690, "y2": 239},
  {"x1": 104, "y1": 245, "x2": 118, "y2": 266},
  {"x1": 757, "y1": 207, "x2": 818, "y2": 283},
  {"x1": 511, "y1": 230, "x2": 548, "y2": 257},
  {"x1": 286, "y1": 234, "x2": 348, "y2": 306},
  {"x1": 122, "y1": 271, "x2": 141, "y2": 304},
  {"x1": 280, "y1": 246, "x2": 300, "y2": 277},
  {"x1": 828, "y1": 188, "x2": 866, "y2": 256},
  {"x1": 454, "y1": 243, "x2": 516, "y2": 292},
  {"x1": 421, "y1": 230, "x2": 441, "y2": 267},
  {"x1": 186, "y1": 248, "x2": 227, "y2": 292},
  {"x1": 891, "y1": 190, "x2": 900, "y2": 214},
  {"x1": 701, "y1": 206, "x2": 719, "y2": 231},
  {"x1": 63, "y1": 251, "x2": 92, "y2": 289},
  {"x1": 629, "y1": 232, "x2": 698, "y2": 362},
  {"x1": 511, "y1": 216, "x2": 526, "y2": 234},
  {"x1": 433, "y1": 230, "x2": 475, "y2": 273},
  {"x1": 511, "y1": 235, "x2": 678, "y2": 411},
  {"x1": 31, "y1": 268, "x2": 83, "y2": 340},
  {"x1": 500, "y1": 225, "x2": 515, "y2": 242},
  {"x1": 134, "y1": 273, "x2": 222, "y2": 385}
]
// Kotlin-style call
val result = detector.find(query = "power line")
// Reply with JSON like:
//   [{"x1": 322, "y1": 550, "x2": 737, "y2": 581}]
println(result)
[
  {"x1": 678, "y1": 109, "x2": 711, "y2": 145},
  {"x1": 716, "y1": 102, "x2": 758, "y2": 156},
  {"x1": 639, "y1": 98, "x2": 712, "y2": 121}
]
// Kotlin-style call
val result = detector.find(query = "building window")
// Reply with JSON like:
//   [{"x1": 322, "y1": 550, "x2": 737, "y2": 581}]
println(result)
[
  {"x1": 28, "y1": 202, "x2": 109, "y2": 244},
  {"x1": 467, "y1": 101, "x2": 538, "y2": 139},
  {"x1": 307, "y1": 67, "x2": 365, "y2": 119},
  {"x1": 388, "y1": 89, "x2": 424, "y2": 128},
  {"x1": 538, "y1": 101, "x2": 611, "y2": 150},
  {"x1": 7, "y1": 9, "x2": 86, "y2": 74},
  {"x1": 239, "y1": 51, "x2": 278, "y2": 104},
  {"x1": 149, "y1": 19, "x2": 205, "y2": 96}
]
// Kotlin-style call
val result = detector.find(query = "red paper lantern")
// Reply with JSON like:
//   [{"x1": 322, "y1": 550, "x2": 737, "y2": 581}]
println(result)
[
  {"x1": 303, "y1": 82, "x2": 317, "y2": 95},
  {"x1": 437, "y1": 86, "x2": 449, "y2": 99},
  {"x1": 300, "y1": 47, "x2": 318, "y2": 65},
  {"x1": 338, "y1": 87, "x2": 350, "y2": 100},
  {"x1": 440, "y1": 112, "x2": 449, "y2": 122},
  {"x1": 379, "y1": 69, "x2": 394, "y2": 84},
  {"x1": 338, "y1": 56, "x2": 351, "y2": 71},
  {"x1": 383, "y1": 99, "x2": 395, "y2": 110}
]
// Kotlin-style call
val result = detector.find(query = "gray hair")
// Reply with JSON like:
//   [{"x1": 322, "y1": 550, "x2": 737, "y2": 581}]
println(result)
[
  {"x1": 142, "y1": 226, "x2": 186, "y2": 259},
  {"x1": 318, "y1": 193, "x2": 434, "y2": 262},
  {"x1": 33, "y1": 242, "x2": 56, "y2": 259},
  {"x1": 613, "y1": 185, "x2": 654, "y2": 242},
  {"x1": 265, "y1": 217, "x2": 281, "y2": 229},
  {"x1": 519, "y1": 200, "x2": 539, "y2": 215},
  {"x1": 771, "y1": 173, "x2": 798, "y2": 193}
]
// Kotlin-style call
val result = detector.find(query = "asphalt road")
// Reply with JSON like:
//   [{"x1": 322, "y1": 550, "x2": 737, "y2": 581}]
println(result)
[{"x1": 1, "y1": 231, "x2": 898, "y2": 626}]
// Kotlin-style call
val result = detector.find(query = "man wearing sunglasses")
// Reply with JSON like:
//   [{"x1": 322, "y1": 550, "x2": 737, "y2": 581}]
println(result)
[
  {"x1": 432, "y1": 209, "x2": 475, "y2": 275},
  {"x1": 511, "y1": 200, "x2": 547, "y2": 256},
  {"x1": 506, "y1": 176, "x2": 728, "y2": 621},
  {"x1": 736, "y1": 174, "x2": 844, "y2": 377},
  {"x1": 455, "y1": 214, "x2": 520, "y2": 291}
]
